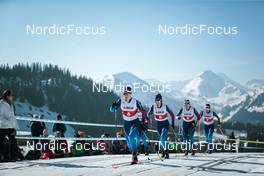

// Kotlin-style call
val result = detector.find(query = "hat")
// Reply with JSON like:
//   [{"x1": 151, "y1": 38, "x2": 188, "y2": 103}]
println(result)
[
  {"x1": 155, "y1": 93, "x2": 162, "y2": 101},
  {"x1": 123, "y1": 86, "x2": 132, "y2": 94},
  {"x1": 2, "y1": 89, "x2": 13, "y2": 99},
  {"x1": 184, "y1": 99, "x2": 190, "y2": 104},
  {"x1": 57, "y1": 114, "x2": 63, "y2": 120},
  {"x1": 205, "y1": 103, "x2": 211, "y2": 108}
]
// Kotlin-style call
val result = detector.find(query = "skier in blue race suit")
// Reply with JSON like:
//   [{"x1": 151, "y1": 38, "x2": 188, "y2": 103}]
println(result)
[
  {"x1": 136, "y1": 111, "x2": 149, "y2": 156},
  {"x1": 110, "y1": 86, "x2": 146, "y2": 164},
  {"x1": 147, "y1": 93, "x2": 175, "y2": 159},
  {"x1": 200, "y1": 103, "x2": 221, "y2": 154},
  {"x1": 176, "y1": 99, "x2": 201, "y2": 156}
]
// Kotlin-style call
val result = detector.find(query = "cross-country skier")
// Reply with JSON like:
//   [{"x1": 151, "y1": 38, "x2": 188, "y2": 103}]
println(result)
[
  {"x1": 110, "y1": 86, "x2": 146, "y2": 164},
  {"x1": 200, "y1": 103, "x2": 221, "y2": 154},
  {"x1": 176, "y1": 99, "x2": 201, "y2": 156},
  {"x1": 136, "y1": 111, "x2": 149, "y2": 156},
  {"x1": 147, "y1": 93, "x2": 175, "y2": 159}
]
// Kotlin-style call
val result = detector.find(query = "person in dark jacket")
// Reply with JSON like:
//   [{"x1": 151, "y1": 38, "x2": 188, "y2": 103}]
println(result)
[
  {"x1": 53, "y1": 114, "x2": 67, "y2": 137},
  {"x1": 30, "y1": 114, "x2": 46, "y2": 137},
  {"x1": 53, "y1": 114, "x2": 67, "y2": 157},
  {"x1": 28, "y1": 114, "x2": 47, "y2": 159}
]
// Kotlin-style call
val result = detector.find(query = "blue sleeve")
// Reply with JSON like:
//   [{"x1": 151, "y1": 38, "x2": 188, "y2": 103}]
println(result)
[
  {"x1": 213, "y1": 111, "x2": 219, "y2": 118},
  {"x1": 136, "y1": 100, "x2": 144, "y2": 111},
  {"x1": 176, "y1": 108, "x2": 183, "y2": 116},
  {"x1": 193, "y1": 108, "x2": 201, "y2": 120}
]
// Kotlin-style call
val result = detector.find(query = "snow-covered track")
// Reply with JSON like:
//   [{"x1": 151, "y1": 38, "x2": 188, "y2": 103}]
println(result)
[{"x1": 0, "y1": 153, "x2": 264, "y2": 176}]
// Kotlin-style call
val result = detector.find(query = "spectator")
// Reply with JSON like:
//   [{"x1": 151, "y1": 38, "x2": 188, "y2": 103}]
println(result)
[
  {"x1": 53, "y1": 114, "x2": 67, "y2": 137},
  {"x1": 53, "y1": 114, "x2": 67, "y2": 157},
  {"x1": 111, "y1": 131, "x2": 128, "y2": 154},
  {"x1": 0, "y1": 89, "x2": 20, "y2": 162},
  {"x1": 30, "y1": 114, "x2": 46, "y2": 137},
  {"x1": 27, "y1": 114, "x2": 47, "y2": 159}
]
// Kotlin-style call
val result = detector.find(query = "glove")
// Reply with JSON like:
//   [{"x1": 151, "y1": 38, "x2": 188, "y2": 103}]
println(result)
[
  {"x1": 176, "y1": 116, "x2": 181, "y2": 120},
  {"x1": 141, "y1": 123, "x2": 148, "y2": 132},
  {"x1": 171, "y1": 125, "x2": 175, "y2": 130},
  {"x1": 112, "y1": 101, "x2": 117, "y2": 108},
  {"x1": 109, "y1": 106, "x2": 116, "y2": 112}
]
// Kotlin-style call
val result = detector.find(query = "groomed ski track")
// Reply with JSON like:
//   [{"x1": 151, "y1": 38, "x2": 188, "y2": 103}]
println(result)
[{"x1": 1, "y1": 153, "x2": 264, "y2": 176}]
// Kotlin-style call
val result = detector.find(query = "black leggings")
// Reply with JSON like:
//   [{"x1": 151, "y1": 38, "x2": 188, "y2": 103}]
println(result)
[{"x1": 0, "y1": 128, "x2": 17, "y2": 161}]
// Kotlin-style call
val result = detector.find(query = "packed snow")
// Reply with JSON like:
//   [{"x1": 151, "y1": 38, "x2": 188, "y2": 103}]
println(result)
[{"x1": 0, "y1": 153, "x2": 264, "y2": 176}]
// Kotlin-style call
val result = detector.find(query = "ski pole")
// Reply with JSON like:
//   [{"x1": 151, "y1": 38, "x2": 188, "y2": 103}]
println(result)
[
  {"x1": 171, "y1": 127, "x2": 178, "y2": 143},
  {"x1": 114, "y1": 110, "x2": 117, "y2": 131},
  {"x1": 218, "y1": 124, "x2": 225, "y2": 136}
]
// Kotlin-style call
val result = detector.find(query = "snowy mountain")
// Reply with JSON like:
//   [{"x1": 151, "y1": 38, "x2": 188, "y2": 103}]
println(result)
[
  {"x1": 181, "y1": 70, "x2": 251, "y2": 111},
  {"x1": 225, "y1": 88, "x2": 264, "y2": 124},
  {"x1": 96, "y1": 72, "x2": 183, "y2": 121},
  {"x1": 246, "y1": 79, "x2": 264, "y2": 88},
  {"x1": 98, "y1": 70, "x2": 264, "y2": 124},
  {"x1": 182, "y1": 70, "x2": 226, "y2": 98},
  {"x1": 182, "y1": 70, "x2": 249, "y2": 98}
]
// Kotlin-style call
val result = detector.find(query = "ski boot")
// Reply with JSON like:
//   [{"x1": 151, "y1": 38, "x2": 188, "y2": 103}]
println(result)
[
  {"x1": 131, "y1": 154, "x2": 138, "y2": 165},
  {"x1": 191, "y1": 150, "x2": 196, "y2": 156},
  {"x1": 184, "y1": 150, "x2": 189, "y2": 156},
  {"x1": 206, "y1": 149, "x2": 212, "y2": 154},
  {"x1": 145, "y1": 149, "x2": 149, "y2": 156},
  {"x1": 161, "y1": 150, "x2": 166, "y2": 158},
  {"x1": 165, "y1": 150, "x2": 169, "y2": 159}
]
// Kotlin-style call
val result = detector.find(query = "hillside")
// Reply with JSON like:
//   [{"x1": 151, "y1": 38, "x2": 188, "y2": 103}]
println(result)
[{"x1": 0, "y1": 63, "x2": 120, "y2": 136}]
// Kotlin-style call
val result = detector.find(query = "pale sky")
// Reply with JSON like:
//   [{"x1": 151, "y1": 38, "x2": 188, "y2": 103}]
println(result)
[{"x1": 0, "y1": 0, "x2": 263, "y2": 83}]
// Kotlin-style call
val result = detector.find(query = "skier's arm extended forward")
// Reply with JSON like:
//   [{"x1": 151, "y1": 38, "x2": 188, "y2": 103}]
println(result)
[
  {"x1": 176, "y1": 108, "x2": 183, "y2": 120},
  {"x1": 213, "y1": 111, "x2": 221, "y2": 124},
  {"x1": 136, "y1": 100, "x2": 147, "y2": 122},
  {"x1": 146, "y1": 105, "x2": 154, "y2": 120},
  {"x1": 194, "y1": 108, "x2": 201, "y2": 121},
  {"x1": 110, "y1": 98, "x2": 121, "y2": 112}
]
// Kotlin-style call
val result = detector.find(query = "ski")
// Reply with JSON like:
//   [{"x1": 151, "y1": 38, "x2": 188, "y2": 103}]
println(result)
[
  {"x1": 156, "y1": 151, "x2": 164, "y2": 161},
  {"x1": 112, "y1": 157, "x2": 153, "y2": 169}
]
